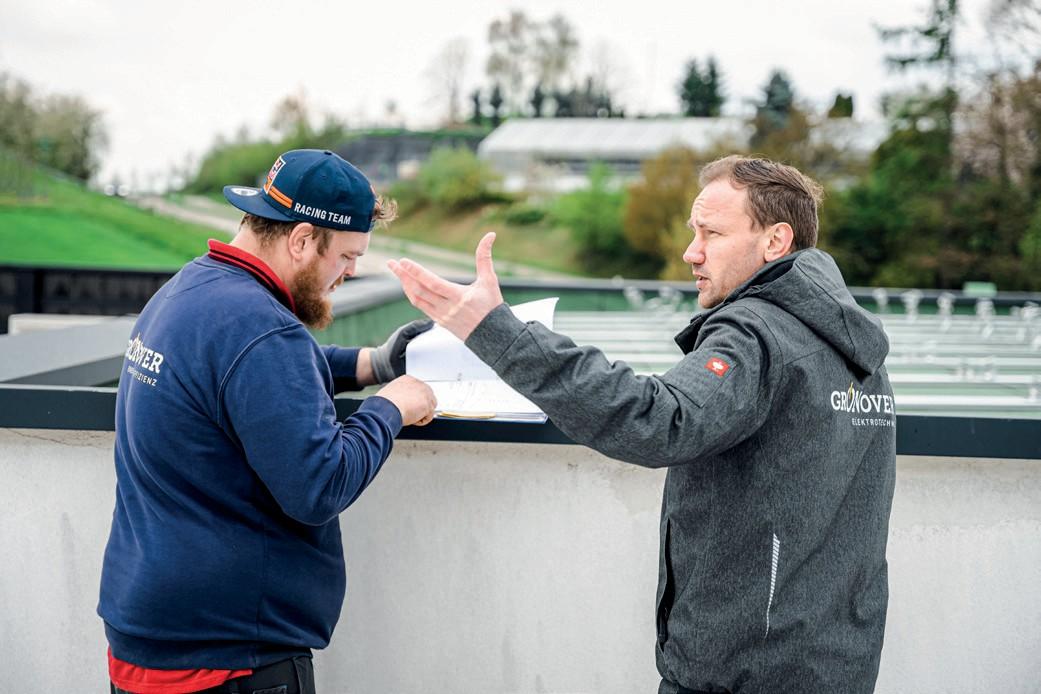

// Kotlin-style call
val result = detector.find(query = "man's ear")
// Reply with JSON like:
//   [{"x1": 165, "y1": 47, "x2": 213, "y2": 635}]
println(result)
[
  {"x1": 286, "y1": 223, "x2": 315, "y2": 262},
  {"x1": 764, "y1": 222, "x2": 795, "y2": 262}
]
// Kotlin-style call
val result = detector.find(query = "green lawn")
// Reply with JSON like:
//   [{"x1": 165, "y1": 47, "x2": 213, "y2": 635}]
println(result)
[
  {"x1": 0, "y1": 169, "x2": 223, "y2": 270},
  {"x1": 0, "y1": 160, "x2": 585, "y2": 275}
]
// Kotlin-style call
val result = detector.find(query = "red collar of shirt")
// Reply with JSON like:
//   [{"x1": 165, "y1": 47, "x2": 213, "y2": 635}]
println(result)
[{"x1": 206, "y1": 239, "x2": 297, "y2": 316}]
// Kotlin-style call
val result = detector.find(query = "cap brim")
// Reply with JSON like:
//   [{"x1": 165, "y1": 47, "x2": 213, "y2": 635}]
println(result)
[{"x1": 222, "y1": 186, "x2": 295, "y2": 222}]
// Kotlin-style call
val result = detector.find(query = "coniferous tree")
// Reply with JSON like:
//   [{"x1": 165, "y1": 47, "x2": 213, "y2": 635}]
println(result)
[
  {"x1": 827, "y1": 93, "x2": 854, "y2": 118},
  {"x1": 678, "y1": 57, "x2": 725, "y2": 117},
  {"x1": 750, "y1": 70, "x2": 795, "y2": 146},
  {"x1": 469, "y1": 89, "x2": 483, "y2": 126},
  {"x1": 530, "y1": 83, "x2": 546, "y2": 117},
  {"x1": 489, "y1": 84, "x2": 504, "y2": 125}
]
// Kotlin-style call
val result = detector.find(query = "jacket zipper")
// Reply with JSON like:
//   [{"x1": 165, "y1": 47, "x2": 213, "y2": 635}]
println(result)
[{"x1": 765, "y1": 533, "x2": 780, "y2": 639}]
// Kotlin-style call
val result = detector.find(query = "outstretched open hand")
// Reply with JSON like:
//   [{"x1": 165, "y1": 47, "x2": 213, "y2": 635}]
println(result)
[{"x1": 387, "y1": 232, "x2": 505, "y2": 341}]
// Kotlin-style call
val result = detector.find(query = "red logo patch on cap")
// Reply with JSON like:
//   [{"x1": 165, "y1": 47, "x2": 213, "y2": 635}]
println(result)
[
  {"x1": 705, "y1": 357, "x2": 731, "y2": 377},
  {"x1": 264, "y1": 156, "x2": 286, "y2": 191}
]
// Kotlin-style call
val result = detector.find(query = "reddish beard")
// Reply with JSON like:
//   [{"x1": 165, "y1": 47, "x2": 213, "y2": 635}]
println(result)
[{"x1": 289, "y1": 256, "x2": 334, "y2": 329}]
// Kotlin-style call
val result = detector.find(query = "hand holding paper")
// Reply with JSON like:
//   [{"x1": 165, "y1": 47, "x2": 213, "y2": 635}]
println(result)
[
  {"x1": 405, "y1": 298, "x2": 558, "y2": 422},
  {"x1": 387, "y1": 232, "x2": 504, "y2": 341}
]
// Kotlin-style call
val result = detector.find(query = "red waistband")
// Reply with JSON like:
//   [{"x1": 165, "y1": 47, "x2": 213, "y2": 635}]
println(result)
[{"x1": 108, "y1": 648, "x2": 252, "y2": 694}]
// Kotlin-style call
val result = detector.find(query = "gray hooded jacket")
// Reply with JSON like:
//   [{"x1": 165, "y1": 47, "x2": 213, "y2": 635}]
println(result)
[{"x1": 465, "y1": 248, "x2": 896, "y2": 693}]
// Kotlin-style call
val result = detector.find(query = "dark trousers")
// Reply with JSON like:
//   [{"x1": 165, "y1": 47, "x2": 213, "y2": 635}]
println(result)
[
  {"x1": 111, "y1": 655, "x2": 315, "y2": 694},
  {"x1": 663, "y1": 681, "x2": 732, "y2": 694}
]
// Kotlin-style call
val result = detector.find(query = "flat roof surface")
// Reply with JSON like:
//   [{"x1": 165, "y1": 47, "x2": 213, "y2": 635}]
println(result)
[{"x1": 554, "y1": 308, "x2": 1041, "y2": 419}]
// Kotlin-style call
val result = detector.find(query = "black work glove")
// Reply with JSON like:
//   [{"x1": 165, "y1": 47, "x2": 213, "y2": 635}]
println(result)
[{"x1": 369, "y1": 319, "x2": 435, "y2": 384}]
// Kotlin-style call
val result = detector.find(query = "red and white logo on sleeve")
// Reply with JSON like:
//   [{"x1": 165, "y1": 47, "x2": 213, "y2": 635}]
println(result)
[{"x1": 704, "y1": 356, "x2": 731, "y2": 377}]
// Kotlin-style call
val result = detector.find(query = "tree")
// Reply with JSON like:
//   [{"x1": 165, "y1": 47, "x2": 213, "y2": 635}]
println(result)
[
  {"x1": 878, "y1": 0, "x2": 959, "y2": 83},
  {"x1": 531, "y1": 14, "x2": 579, "y2": 92},
  {"x1": 877, "y1": 0, "x2": 960, "y2": 141},
  {"x1": 486, "y1": 10, "x2": 535, "y2": 114},
  {"x1": 824, "y1": 90, "x2": 957, "y2": 287},
  {"x1": 1021, "y1": 200, "x2": 1041, "y2": 278},
  {"x1": 587, "y1": 40, "x2": 632, "y2": 116},
  {"x1": 678, "y1": 57, "x2": 725, "y2": 117},
  {"x1": 32, "y1": 94, "x2": 108, "y2": 181},
  {"x1": 0, "y1": 72, "x2": 108, "y2": 182},
  {"x1": 977, "y1": 1, "x2": 1041, "y2": 196},
  {"x1": 417, "y1": 147, "x2": 501, "y2": 209},
  {"x1": 470, "y1": 89, "x2": 483, "y2": 126},
  {"x1": 816, "y1": 0, "x2": 1041, "y2": 290},
  {"x1": 552, "y1": 86, "x2": 574, "y2": 117},
  {"x1": 986, "y1": 0, "x2": 1041, "y2": 62},
  {"x1": 551, "y1": 162, "x2": 641, "y2": 274},
  {"x1": 0, "y1": 73, "x2": 35, "y2": 155},
  {"x1": 485, "y1": 11, "x2": 585, "y2": 117},
  {"x1": 827, "y1": 93, "x2": 854, "y2": 118},
  {"x1": 750, "y1": 70, "x2": 796, "y2": 147},
  {"x1": 548, "y1": 75, "x2": 619, "y2": 118},
  {"x1": 622, "y1": 147, "x2": 703, "y2": 272},
  {"x1": 425, "y1": 38, "x2": 470, "y2": 126},
  {"x1": 488, "y1": 84, "x2": 504, "y2": 125},
  {"x1": 530, "y1": 83, "x2": 546, "y2": 117},
  {"x1": 269, "y1": 90, "x2": 311, "y2": 139}
]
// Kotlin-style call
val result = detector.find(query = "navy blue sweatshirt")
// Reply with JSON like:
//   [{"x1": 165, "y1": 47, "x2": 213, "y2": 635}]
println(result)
[{"x1": 98, "y1": 241, "x2": 402, "y2": 669}]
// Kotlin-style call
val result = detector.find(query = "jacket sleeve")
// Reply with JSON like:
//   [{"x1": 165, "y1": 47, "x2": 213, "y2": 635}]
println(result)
[
  {"x1": 320, "y1": 345, "x2": 363, "y2": 392},
  {"x1": 221, "y1": 326, "x2": 402, "y2": 525},
  {"x1": 465, "y1": 303, "x2": 778, "y2": 467}
]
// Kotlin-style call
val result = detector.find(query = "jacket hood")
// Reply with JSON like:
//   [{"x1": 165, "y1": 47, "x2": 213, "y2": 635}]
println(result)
[{"x1": 676, "y1": 249, "x2": 889, "y2": 375}]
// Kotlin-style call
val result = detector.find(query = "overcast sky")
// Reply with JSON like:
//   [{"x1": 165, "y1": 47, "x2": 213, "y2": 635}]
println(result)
[{"x1": 0, "y1": 0, "x2": 999, "y2": 185}]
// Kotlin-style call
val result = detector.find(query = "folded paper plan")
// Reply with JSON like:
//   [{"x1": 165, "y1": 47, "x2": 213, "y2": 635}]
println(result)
[{"x1": 406, "y1": 298, "x2": 558, "y2": 422}]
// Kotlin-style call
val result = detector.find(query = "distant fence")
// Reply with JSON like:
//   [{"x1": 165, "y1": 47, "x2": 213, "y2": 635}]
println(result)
[
  {"x1": 4, "y1": 264, "x2": 1040, "y2": 336},
  {"x1": 0, "y1": 265, "x2": 174, "y2": 334}
]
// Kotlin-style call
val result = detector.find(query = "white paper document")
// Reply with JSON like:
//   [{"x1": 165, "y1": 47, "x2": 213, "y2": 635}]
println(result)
[{"x1": 406, "y1": 298, "x2": 558, "y2": 422}]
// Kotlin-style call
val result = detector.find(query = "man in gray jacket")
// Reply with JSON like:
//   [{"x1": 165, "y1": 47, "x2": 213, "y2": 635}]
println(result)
[{"x1": 389, "y1": 155, "x2": 896, "y2": 694}]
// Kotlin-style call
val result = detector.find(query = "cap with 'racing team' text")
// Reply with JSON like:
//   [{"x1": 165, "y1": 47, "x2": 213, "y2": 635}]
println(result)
[{"x1": 223, "y1": 149, "x2": 377, "y2": 232}]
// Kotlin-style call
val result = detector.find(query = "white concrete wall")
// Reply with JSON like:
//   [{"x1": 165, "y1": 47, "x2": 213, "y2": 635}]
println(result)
[{"x1": 1, "y1": 428, "x2": 1039, "y2": 693}]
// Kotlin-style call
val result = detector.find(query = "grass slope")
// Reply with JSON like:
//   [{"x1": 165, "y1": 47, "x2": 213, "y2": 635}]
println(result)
[
  {"x1": 384, "y1": 203, "x2": 581, "y2": 276},
  {"x1": 0, "y1": 169, "x2": 223, "y2": 270}
]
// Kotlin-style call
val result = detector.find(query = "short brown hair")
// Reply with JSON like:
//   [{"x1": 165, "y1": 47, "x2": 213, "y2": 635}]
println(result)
[
  {"x1": 241, "y1": 195, "x2": 399, "y2": 253},
  {"x1": 699, "y1": 155, "x2": 823, "y2": 250}
]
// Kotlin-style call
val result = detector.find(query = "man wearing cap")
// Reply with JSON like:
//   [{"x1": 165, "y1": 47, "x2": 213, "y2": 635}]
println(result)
[{"x1": 99, "y1": 149, "x2": 436, "y2": 694}]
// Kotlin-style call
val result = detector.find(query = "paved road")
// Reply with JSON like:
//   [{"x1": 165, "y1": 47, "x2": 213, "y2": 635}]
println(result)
[{"x1": 135, "y1": 195, "x2": 572, "y2": 280}]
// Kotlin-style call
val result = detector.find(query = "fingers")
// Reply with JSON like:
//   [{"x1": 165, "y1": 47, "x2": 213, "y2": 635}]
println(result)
[
  {"x1": 389, "y1": 259, "x2": 467, "y2": 324},
  {"x1": 387, "y1": 258, "x2": 460, "y2": 300},
  {"x1": 415, "y1": 387, "x2": 437, "y2": 426},
  {"x1": 409, "y1": 294, "x2": 441, "y2": 320},
  {"x1": 475, "y1": 232, "x2": 498, "y2": 284},
  {"x1": 397, "y1": 278, "x2": 447, "y2": 321},
  {"x1": 403, "y1": 318, "x2": 435, "y2": 338}
]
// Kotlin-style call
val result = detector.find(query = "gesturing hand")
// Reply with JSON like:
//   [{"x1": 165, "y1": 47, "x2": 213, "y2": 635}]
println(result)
[{"x1": 387, "y1": 232, "x2": 505, "y2": 341}]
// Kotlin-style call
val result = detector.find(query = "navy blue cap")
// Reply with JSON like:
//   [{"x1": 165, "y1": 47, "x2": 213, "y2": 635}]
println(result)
[{"x1": 223, "y1": 149, "x2": 377, "y2": 232}]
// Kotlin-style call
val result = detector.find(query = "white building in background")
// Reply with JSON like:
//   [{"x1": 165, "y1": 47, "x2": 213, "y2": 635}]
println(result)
[{"x1": 478, "y1": 117, "x2": 887, "y2": 192}]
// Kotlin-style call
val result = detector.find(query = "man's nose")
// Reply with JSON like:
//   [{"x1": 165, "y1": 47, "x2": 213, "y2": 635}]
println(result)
[{"x1": 683, "y1": 238, "x2": 705, "y2": 264}]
